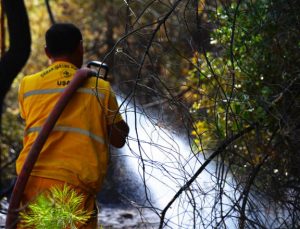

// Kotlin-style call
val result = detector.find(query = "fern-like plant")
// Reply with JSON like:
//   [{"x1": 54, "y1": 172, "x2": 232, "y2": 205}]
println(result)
[{"x1": 20, "y1": 184, "x2": 94, "y2": 229}]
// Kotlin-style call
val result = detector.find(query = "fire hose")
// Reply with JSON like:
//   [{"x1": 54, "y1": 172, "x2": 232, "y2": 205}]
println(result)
[{"x1": 5, "y1": 61, "x2": 108, "y2": 229}]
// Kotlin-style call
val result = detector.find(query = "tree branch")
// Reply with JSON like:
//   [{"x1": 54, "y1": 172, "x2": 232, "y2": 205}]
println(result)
[
  {"x1": 45, "y1": 0, "x2": 56, "y2": 25},
  {"x1": 0, "y1": 0, "x2": 31, "y2": 125},
  {"x1": 159, "y1": 125, "x2": 255, "y2": 228}
]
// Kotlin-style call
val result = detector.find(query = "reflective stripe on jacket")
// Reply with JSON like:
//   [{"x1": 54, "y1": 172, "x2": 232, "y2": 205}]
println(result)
[{"x1": 17, "y1": 61, "x2": 123, "y2": 194}]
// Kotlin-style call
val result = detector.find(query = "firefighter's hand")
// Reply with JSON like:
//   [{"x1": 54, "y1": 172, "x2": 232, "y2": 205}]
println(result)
[{"x1": 79, "y1": 67, "x2": 97, "y2": 77}]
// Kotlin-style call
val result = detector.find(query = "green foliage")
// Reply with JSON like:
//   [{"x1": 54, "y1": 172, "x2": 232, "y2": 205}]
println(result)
[
  {"x1": 20, "y1": 185, "x2": 93, "y2": 229},
  {"x1": 188, "y1": 0, "x2": 300, "y2": 202}
]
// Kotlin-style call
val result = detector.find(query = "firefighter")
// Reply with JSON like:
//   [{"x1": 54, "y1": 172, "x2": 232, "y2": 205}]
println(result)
[{"x1": 16, "y1": 23, "x2": 129, "y2": 228}]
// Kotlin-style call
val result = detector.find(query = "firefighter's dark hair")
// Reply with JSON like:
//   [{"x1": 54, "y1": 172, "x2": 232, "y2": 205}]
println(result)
[{"x1": 45, "y1": 23, "x2": 82, "y2": 57}]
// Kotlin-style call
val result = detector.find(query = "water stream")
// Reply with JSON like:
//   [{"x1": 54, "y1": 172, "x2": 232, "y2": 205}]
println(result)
[
  {"x1": 108, "y1": 98, "x2": 291, "y2": 228},
  {"x1": 117, "y1": 103, "x2": 237, "y2": 228}
]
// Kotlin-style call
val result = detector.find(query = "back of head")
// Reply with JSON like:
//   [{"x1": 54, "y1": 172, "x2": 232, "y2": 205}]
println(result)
[{"x1": 45, "y1": 23, "x2": 82, "y2": 57}]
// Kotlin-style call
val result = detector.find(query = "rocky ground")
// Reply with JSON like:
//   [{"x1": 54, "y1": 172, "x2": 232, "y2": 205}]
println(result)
[
  {"x1": 0, "y1": 202, "x2": 160, "y2": 229},
  {"x1": 98, "y1": 205, "x2": 160, "y2": 228}
]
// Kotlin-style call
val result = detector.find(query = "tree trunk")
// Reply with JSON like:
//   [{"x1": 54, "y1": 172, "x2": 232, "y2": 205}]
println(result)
[{"x1": 0, "y1": 0, "x2": 31, "y2": 127}]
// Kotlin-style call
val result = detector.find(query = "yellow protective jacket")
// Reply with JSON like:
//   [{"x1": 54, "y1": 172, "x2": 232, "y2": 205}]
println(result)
[{"x1": 17, "y1": 61, "x2": 123, "y2": 194}]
